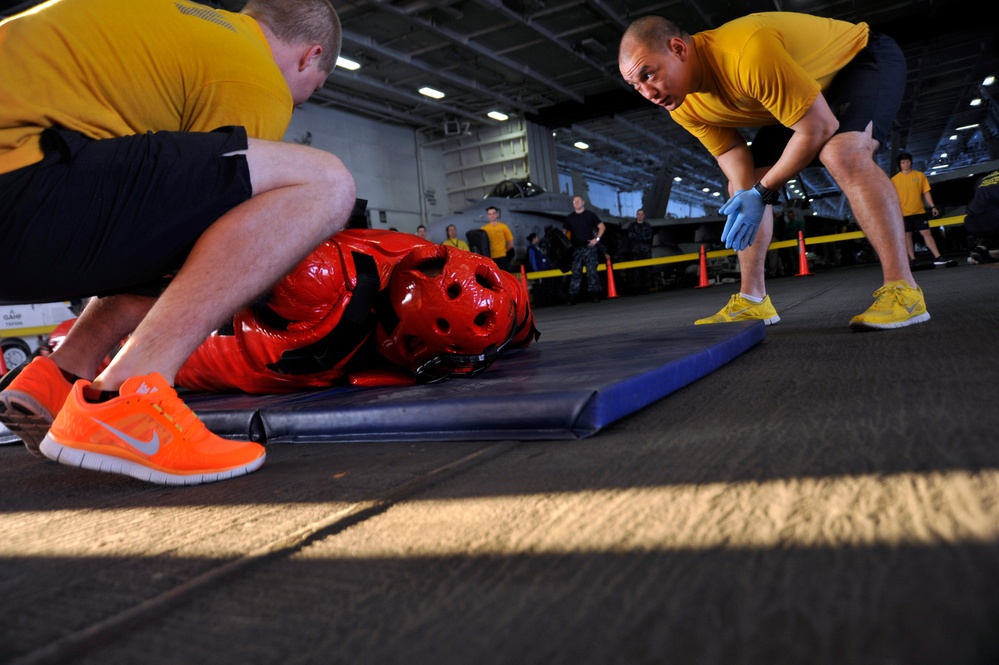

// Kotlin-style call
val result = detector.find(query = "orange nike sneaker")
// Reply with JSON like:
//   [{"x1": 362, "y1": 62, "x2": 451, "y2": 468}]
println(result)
[
  {"x1": 0, "y1": 356, "x2": 74, "y2": 457},
  {"x1": 39, "y1": 373, "x2": 265, "y2": 485}
]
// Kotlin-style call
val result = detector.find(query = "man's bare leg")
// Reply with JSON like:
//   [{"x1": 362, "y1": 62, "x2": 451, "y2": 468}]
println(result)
[
  {"x1": 920, "y1": 228, "x2": 944, "y2": 258},
  {"x1": 821, "y1": 129, "x2": 916, "y2": 288},
  {"x1": 735, "y1": 205, "x2": 773, "y2": 299},
  {"x1": 736, "y1": 164, "x2": 777, "y2": 299},
  {"x1": 50, "y1": 294, "x2": 154, "y2": 381},
  {"x1": 91, "y1": 139, "x2": 355, "y2": 392}
]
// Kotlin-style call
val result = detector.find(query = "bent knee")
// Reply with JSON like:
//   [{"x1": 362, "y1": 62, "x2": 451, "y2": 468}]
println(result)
[
  {"x1": 819, "y1": 132, "x2": 879, "y2": 177},
  {"x1": 245, "y1": 140, "x2": 354, "y2": 198}
]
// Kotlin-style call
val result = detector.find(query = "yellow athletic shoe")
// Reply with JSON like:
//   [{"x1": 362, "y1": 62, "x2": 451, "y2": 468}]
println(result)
[
  {"x1": 694, "y1": 294, "x2": 780, "y2": 326},
  {"x1": 849, "y1": 280, "x2": 930, "y2": 331}
]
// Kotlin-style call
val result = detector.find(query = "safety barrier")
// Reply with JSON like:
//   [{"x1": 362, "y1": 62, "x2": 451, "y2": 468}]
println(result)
[{"x1": 521, "y1": 214, "x2": 967, "y2": 282}]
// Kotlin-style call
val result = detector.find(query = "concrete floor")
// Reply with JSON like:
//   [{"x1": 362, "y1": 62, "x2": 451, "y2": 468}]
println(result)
[{"x1": 2, "y1": 259, "x2": 998, "y2": 665}]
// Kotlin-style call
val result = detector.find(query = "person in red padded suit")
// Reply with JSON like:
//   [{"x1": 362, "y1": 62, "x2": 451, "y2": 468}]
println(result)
[{"x1": 174, "y1": 229, "x2": 539, "y2": 394}]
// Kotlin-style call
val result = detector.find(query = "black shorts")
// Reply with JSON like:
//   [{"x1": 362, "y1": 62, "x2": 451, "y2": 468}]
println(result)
[
  {"x1": 903, "y1": 214, "x2": 931, "y2": 233},
  {"x1": 750, "y1": 32, "x2": 906, "y2": 168},
  {"x1": 0, "y1": 126, "x2": 253, "y2": 304}
]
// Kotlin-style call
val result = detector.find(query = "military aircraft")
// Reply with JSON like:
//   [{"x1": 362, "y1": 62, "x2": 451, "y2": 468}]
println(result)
[{"x1": 426, "y1": 178, "x2": 631, "y2": 265}]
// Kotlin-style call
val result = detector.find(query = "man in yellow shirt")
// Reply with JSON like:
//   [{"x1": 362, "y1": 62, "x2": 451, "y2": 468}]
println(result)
[
  {"x1": 891, "y1": 152, "x2": 955, "y2": 268},
  {"x1": 619, "y1": 13, "x2": 927, "y2": 331},
  {"x1": 0, "y1": 0, "x2": 355, "y2": 485},
  {"x1": 442, "y1": 224, "x2": 471, "y2": 251},
  {"x1": 482, "y1": 206, "x2": 515, "y2": 271}
]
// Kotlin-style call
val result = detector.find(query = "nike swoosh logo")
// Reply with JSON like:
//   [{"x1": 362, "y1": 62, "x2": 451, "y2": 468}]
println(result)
[
  {"x1": 905, "y1": 303, "x2": 920, "y2": 314},
  {"x1": 730, "y1": 308, "x2": 752, "y2": 317},
  {"x1": 94, "y1": 418, "x2": 161, "y2": 455}
]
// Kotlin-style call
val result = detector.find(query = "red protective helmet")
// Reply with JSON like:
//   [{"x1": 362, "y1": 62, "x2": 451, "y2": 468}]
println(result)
[{"x1": 375, "y1": 243, "x2": 536, "y2": 381}]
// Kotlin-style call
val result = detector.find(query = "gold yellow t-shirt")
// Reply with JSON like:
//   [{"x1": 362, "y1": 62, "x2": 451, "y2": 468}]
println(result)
[
  {"x1": 481, "y1": 222, "x2": 514, "y2": 259},
  {"x1": 671, "y1": 12, "x2": 870, "y2": 156},
  {"x1": 0, "y1": 0, "x2": 293, "y2": 174},
  {"x1": 443, "y1": 238, "x2": 471, "y2": 251},
  {"x1": 891, "y1": 170, "x2": 932, "y2": 216}
]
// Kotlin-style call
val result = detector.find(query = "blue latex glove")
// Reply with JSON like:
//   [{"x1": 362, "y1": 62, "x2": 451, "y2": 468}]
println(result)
[{"x1": 719, "y1": 187, "x2": 767, "y2": 251}]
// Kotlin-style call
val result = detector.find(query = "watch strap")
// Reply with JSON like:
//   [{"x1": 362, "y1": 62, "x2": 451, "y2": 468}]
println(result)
[{"x1": 753, "y1": 181, "x2": 780, "y2": 205}]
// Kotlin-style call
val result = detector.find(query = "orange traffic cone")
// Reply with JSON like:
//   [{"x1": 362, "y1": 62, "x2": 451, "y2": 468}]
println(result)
[
  {"x1": 795, "y1": 230, "x2": 813, "y2": 277},
  {"x1": 605, "y1": 256, "x2": 619, "y2": 299},
  {"x1": 696, "y1": 244, "x2": 712, "y2": 288},
  {"x1": 520, "y1": 263, "x2": 529, "y2": 287}
]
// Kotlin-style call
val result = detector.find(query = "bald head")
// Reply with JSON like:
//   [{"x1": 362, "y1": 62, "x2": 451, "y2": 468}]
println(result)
[
  {"x1": 619, "y1": 15, "x2": 696, "y2": 112},
  {"x1": 619, "y1": 15, "x2": 687, "y2": 62}
]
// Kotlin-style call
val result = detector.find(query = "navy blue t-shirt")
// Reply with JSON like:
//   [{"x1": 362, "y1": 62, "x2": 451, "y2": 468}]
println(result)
[{"x1": 564, "y1": 210, "x2": 601, "y2": 247}]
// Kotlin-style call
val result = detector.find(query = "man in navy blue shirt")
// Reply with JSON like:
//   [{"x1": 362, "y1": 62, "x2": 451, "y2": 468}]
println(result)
[{"x1": 563, "y1": 196, "x2": 605, "y2": 304}]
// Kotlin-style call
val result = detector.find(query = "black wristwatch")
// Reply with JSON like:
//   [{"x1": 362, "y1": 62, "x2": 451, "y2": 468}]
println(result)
[{"x1": 753, "y1": 181, "x2": 780, "y2": 205}]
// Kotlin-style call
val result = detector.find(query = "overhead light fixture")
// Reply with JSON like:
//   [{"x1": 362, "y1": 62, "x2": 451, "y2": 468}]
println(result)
[
  {"x1": 487, "y1": 111, "x2": 509, "y2": 121},
  {"x1": 940, "y1": 152, "x2": 948, "y2": 158},
  {"x1": 701, "y1": 187, "x2": 710, "y2": 193},
  {"x1": 970, "y1": 98, "x2": 982, "y2": 107},
  {"x1": 949, "y1": 135, "x2": 958, "y2": 140},
  {"x1": 574, "y1": 142, "x2": 589, "y2": 150},
  {"x1": 935, "y1": 164, "x2": 949, "y2": 169},
  {"x1": 336, "y1": 56, "x2": 360, "y2": 71},
  {"x1": 673, "y1": 176, "x2": 682, "y2": 182},
  {"x1": 712, "y1": 191, "x2": 721, "y2": 197},
  {"x1": 956, "y1": 124, "x2": 979, "y2": 131},
  {"x1": 419, "y1": 87, "x2": 445, "y2": 99},
  {"x1": 984, "y1": 76, "x2": 995, "y2": 86}
]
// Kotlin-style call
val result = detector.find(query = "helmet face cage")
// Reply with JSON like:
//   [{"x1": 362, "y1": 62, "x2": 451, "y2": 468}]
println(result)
[{"x1": 376, "y1": 244, "x2": 527, "y2": 378}]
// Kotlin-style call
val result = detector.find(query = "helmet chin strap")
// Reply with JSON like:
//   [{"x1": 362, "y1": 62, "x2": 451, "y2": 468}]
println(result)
[{"x1": 411, "y1": 326, "x2": 513, "y2": 383}]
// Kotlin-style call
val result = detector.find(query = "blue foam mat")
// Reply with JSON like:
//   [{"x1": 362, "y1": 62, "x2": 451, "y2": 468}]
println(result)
[
  {"x1": 184, "y1": 320, "x2": 764, "y2": 443},
  {"x1": 0, "y1": 321, "x2": 764, "y2": 446}
]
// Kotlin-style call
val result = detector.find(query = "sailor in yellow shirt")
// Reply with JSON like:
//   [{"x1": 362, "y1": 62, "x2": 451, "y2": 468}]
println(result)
[
  {"x1": 482, "y1": 206, "x2": 515, "y2": 271},
  {"x1": 442, "y1": 224, "x2": 471, "y2": 251},
  {"x1": 619, "y1": 13, "x2": 928, "y2": 331},
  {"x1": 891, "y1": 152, "x2": 954, "y2": 267},
  {"x1": 0, "y1": 0, "x2": 356, "y2": 485}
]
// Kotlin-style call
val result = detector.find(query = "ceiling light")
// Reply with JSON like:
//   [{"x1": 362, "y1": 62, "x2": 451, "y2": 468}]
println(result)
[
  {"x1": 984, "y1": 76, "x2": 995, "y2": 86},
  {"x1": 487, "y1": 111, "x2": 509, "y2": 121},
  {"x1": 574, "y1": 142, "x2": 589, "y2": 150},
  {"x1": 712, "y1": 191, "x2": 721, "y2": 197},
  {"x1": 336, "y1": 56, "x2": 360, "y2": 71},
  {"x1": 949, "y1": 135, "x2": 958, "y2": 140},
  {"x1": 419, "y1": 87, "x2": 445, "y2": 99},
  {"x1": 673, "y1": 176, "x2": 682, "y2": 182},
  {"x1": 970, "y1": 98, "x2": 982, "y2": 107},
  {"x1": 935, "y1": 164, "x2": 949, "y2": 169},
  {"x1": 701, "y1": 187, "x2": 710, "y2": 192},
  {"x1": 956, "y1": 123, "x2": 979, "y2": 131}
]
